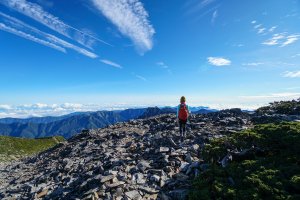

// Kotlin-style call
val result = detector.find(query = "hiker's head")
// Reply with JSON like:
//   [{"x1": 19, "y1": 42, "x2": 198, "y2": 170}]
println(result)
[{"x1": 180, "y1": 96, "x2": 186, "y2": 103}]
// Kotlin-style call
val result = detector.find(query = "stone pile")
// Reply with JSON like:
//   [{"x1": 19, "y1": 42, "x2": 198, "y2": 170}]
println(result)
[{"x1": 0, "y1": 110, "x2": 251, "y2": 200}]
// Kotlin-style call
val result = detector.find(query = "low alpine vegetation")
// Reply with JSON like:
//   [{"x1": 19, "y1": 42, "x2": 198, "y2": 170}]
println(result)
[
  {"x1": 0, "y1": 136, "x2": 65, "y2": 162},
  {"x1": 190, "y1": 122, "x2": 300, "y2": 200}
]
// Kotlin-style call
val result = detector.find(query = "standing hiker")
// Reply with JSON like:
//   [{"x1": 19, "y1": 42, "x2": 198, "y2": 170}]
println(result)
[{"x1": 177, "y1": 96, "x2": 190, "y2": 142}]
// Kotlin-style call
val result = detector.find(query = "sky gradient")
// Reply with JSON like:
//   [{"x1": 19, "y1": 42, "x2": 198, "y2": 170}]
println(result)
[{"x1": 1, "y1": 0, "x2": 300, "y2": 118}]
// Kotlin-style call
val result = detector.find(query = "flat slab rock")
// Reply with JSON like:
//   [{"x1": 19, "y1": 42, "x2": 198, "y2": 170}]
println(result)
[{"x1": 125, "y1": 190, "x2": 142, "y2": 200}]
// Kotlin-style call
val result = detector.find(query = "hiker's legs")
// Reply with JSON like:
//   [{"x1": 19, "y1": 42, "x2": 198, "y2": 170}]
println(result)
[
  {"x1": 179, "y1": 121, "x2": 183, "y2": 136},
  {"x1": 179, "y1": 120, "x2": 187, "y2": 141},
  {"x1": 182, "y1": 122, "x2": 186, "y2": 137}
]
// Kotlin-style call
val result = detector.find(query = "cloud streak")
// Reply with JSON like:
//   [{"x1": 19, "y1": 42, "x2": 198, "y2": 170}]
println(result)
[
  {"x1": 283, "y1": 71, "x2": 300, "y2": 78},
  {"x1": 135, "y1": 75, "x2": 147, "y2": 81},
  {"x1": 262, "y1": 33, "x2": 300, "y2": 47},
  {"x1": 0, "y1": 12, "x2": 98, "y2": 58},
  {"x1": 157, "y1": 61, "x2": 168, "y2": 69},
  {"x1": 239, "y1": 93, "x2": 300, "y2": 100},
  {"x1": 91, "y1": 0, "x2": 155, "y2": 53},
  {"x1": 208, "y1": 57, "x2": 231, "y2": 66},
  {"x1": 242, "y1": 62, "x2": 264, "y2": 66},
  {"x1": 100, "y1": 59, "x2": 122, "y2": 68},
  {"x1": 186, "y1": 0, "x2": 216, "y2": 15},
  {"x1": 211, "y1": 10, "x2": 218, "y2": 24},
  {"x1": 0, "y1": 0, "x2": 110, "y2": 48},
  {"x1": 0, "y1": 22, "x2": 66, "y2": 53}
]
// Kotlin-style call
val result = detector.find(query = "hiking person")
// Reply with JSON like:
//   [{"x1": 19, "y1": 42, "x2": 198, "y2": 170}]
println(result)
[{"x1": 177, "y1": 96, "x2": 190, "y2": 142}]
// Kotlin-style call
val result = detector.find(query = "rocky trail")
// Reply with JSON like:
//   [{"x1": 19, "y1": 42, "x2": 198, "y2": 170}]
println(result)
[{"x1": 0, "y1": 109, "x2": 252, "y2": 200}]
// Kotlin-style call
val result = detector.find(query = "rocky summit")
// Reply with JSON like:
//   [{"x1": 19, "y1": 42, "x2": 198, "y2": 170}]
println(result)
[{"x1": 0, "y1": 109, "x2": 252, "y2": 200}]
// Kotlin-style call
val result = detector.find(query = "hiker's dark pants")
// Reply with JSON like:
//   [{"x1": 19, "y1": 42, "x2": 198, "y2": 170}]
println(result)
[{"x1": 179, "y1": 119, "x2": 187, "y2": 139}]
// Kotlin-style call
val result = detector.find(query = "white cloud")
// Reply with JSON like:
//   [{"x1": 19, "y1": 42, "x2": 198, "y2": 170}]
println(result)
[
  {"x1": 0, "y1": 105, "x2": 11, "y2": 110},
  {"x1": 257, "y1": 28, "x2": 266, "y2": 34},
  {"x1": 157, "y1": 61, "x2": 168, "y2": 68},
  {"x1": 239, "y1": 93, "x2": 300, "y2": 100},
  {"x1": 281, "y1": 35, "x2": 300, "y2": 47},
  {"x1": 283, "y1": 71, "x2": 300, "y2": 78},
  {"x1": 47, "y1": 35, "x2": 98, "y2": 58},
  {"x1": 0, "y1": 0, "x2": 109, "y2": 48},
  {"x1": 0, "y1": 22, "x2": 66, "y2": 53},
  {"x1": 269, "y1": 26, "x2": 277, "y2": 32},
  {"x1": 262, "y1": 33, "x2": 299, "y2": 47},
  {"x1": 91, "y1": 0, "x2": 155, "y2": 53},
  {"x1": 232, "y1": 44, "x2": 244, "y2": 47},
  {"x1": 242, "y1": 62, "x2": 264, "y2": 66},
  {"x1": 0, "y1": 103, "x2": 119, "y2": 118},
  {"x1": 186, "y1": 0, "x2": 216, "y2": 14},
  {"x1": 0, "y1": 12, "x2": 98, "y2": 58},
  {"x1": 135, "y1": 75, "x2": 147, "y2": 81},
  {"x1": 211, "y1": 10, "x2": 218, "y2": 24},
  {"x1": 100, "y1": 59, "x2": 122, "y2": 68},
  {"x1": 251, "y1": 20, "x2": 256, "y2": 24},
  {"x1": 207, "y1": 57, "x2": 231, "y2": 66},
  {"x1": 254, "y1": 24, "x2": 262, "y2": 29},
  {"x1": 200, "y1": 0, "x2": 215, "y2": 8}
]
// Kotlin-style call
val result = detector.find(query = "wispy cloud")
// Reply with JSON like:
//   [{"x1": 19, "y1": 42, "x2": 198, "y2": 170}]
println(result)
[
  {"x1": 269, "y1": 26, "x2": 277, "y2": 32},
  {"x1": 232, "y1": 44, "x2": 244, "y2": 47},
  {"x1": 186, "y1": 0, "x2": 216, "y2": 14},
  {"x1": 257, "y1": 28, "x2": 266, "y2": 34},
  {"x1": 91, "y1": 0, "x2": 155, "y2": 53},
  {"x1": 156, "y1": 61, "x2": 172, "y2": 74},
  {"x1": 208, "y1": 57, "x2": 231, "y2": 66},
  {"x1": 132, "y1": 73, "x2": 147, "y2": 81},
  {"x1": 239, "y1": 92, "x2": 300, "y2": 100},
  {"x1": 281, "y1": 35, "x2": 300, "y2": 47},
  {"x1": 0, "y1": 12, "x2": 98, "y2": 58},
  {"x1": 47, "y1": 35, "x2": 98, "y2": 58},
  {"x1": 0, "y1": 0, "x2": 110, "y2": 48},
  {"x1": 254, "y1": 24, "x2": 262, "y2": 29},
  {"x1": 100, "y1": 59, "x2": 122, "y2": 68},
  {"x1": 242, "y1": 62, "x2": 264, "y2": 66},
  {"x1": 0, "y1": 22, "x2": 66, "y2": 53},
  {"x1": 135, "y1": 74, "x2": 147, "y2": 81},
  {"x1": 262, "y1": 33, "x2": 299, "y2": 47},
  {"x1": 211, "y1": 10, "x2": 218, "y2": 24},
  {"x1": 157, "y1": 61, "x2": 168, "y2": 69},
  {"x1": 252, "y1": 21, "x2": 277, "y2": 35},
  {"x1": 283, "y1": 71, "x2": 300, "y2": 78},
  {"x1": 200, "y1": 0, "x2": 215, "y2": 8}
]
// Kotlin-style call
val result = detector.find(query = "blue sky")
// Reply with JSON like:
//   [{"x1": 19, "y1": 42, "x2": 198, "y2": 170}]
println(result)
[{"x1": 0, "y1": 0, "x2": 300, "y2": 117}]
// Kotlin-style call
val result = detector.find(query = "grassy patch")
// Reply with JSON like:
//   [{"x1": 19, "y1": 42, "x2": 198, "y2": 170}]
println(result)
[
  {"x1": 0, "y1": 135, "x2": 65, "y2": 162},
  {"x1": 190, "y1": 122, "x2": 300, "y2": 200}
]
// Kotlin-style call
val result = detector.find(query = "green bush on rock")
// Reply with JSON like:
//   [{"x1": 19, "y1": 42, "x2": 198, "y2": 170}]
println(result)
[{"x1": 190, "y1": 122, "x2": 300, "y2": 200}]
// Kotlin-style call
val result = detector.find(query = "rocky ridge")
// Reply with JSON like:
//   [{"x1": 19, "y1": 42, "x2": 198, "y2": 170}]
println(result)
[{"x1": 0, "y1": 109, "x2": 252, "y2": 200}]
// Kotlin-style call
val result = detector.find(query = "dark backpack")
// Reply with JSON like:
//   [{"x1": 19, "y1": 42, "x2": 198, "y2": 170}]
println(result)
[{"x1": 178, "y1": 104, "x2": 189, "y2": 121}]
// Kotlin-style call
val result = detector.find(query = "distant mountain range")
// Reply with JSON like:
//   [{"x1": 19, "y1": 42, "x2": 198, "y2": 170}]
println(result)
[{"x1": 0, "y1": 106, "x2": 217, "y2": 139}]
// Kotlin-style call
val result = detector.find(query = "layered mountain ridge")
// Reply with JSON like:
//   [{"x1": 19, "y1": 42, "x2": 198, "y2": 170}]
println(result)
[{"x1": 0, "y1": 107, "x2": 216, "y2": 139}]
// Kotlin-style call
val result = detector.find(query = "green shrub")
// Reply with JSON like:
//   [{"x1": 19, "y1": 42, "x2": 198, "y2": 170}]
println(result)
[
  {"x1": 190, "y1": 122, "x2": 300, "y2": 200},
  {"x1": 0, "y1": 135, "x2": 65, "y2": 161}
]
